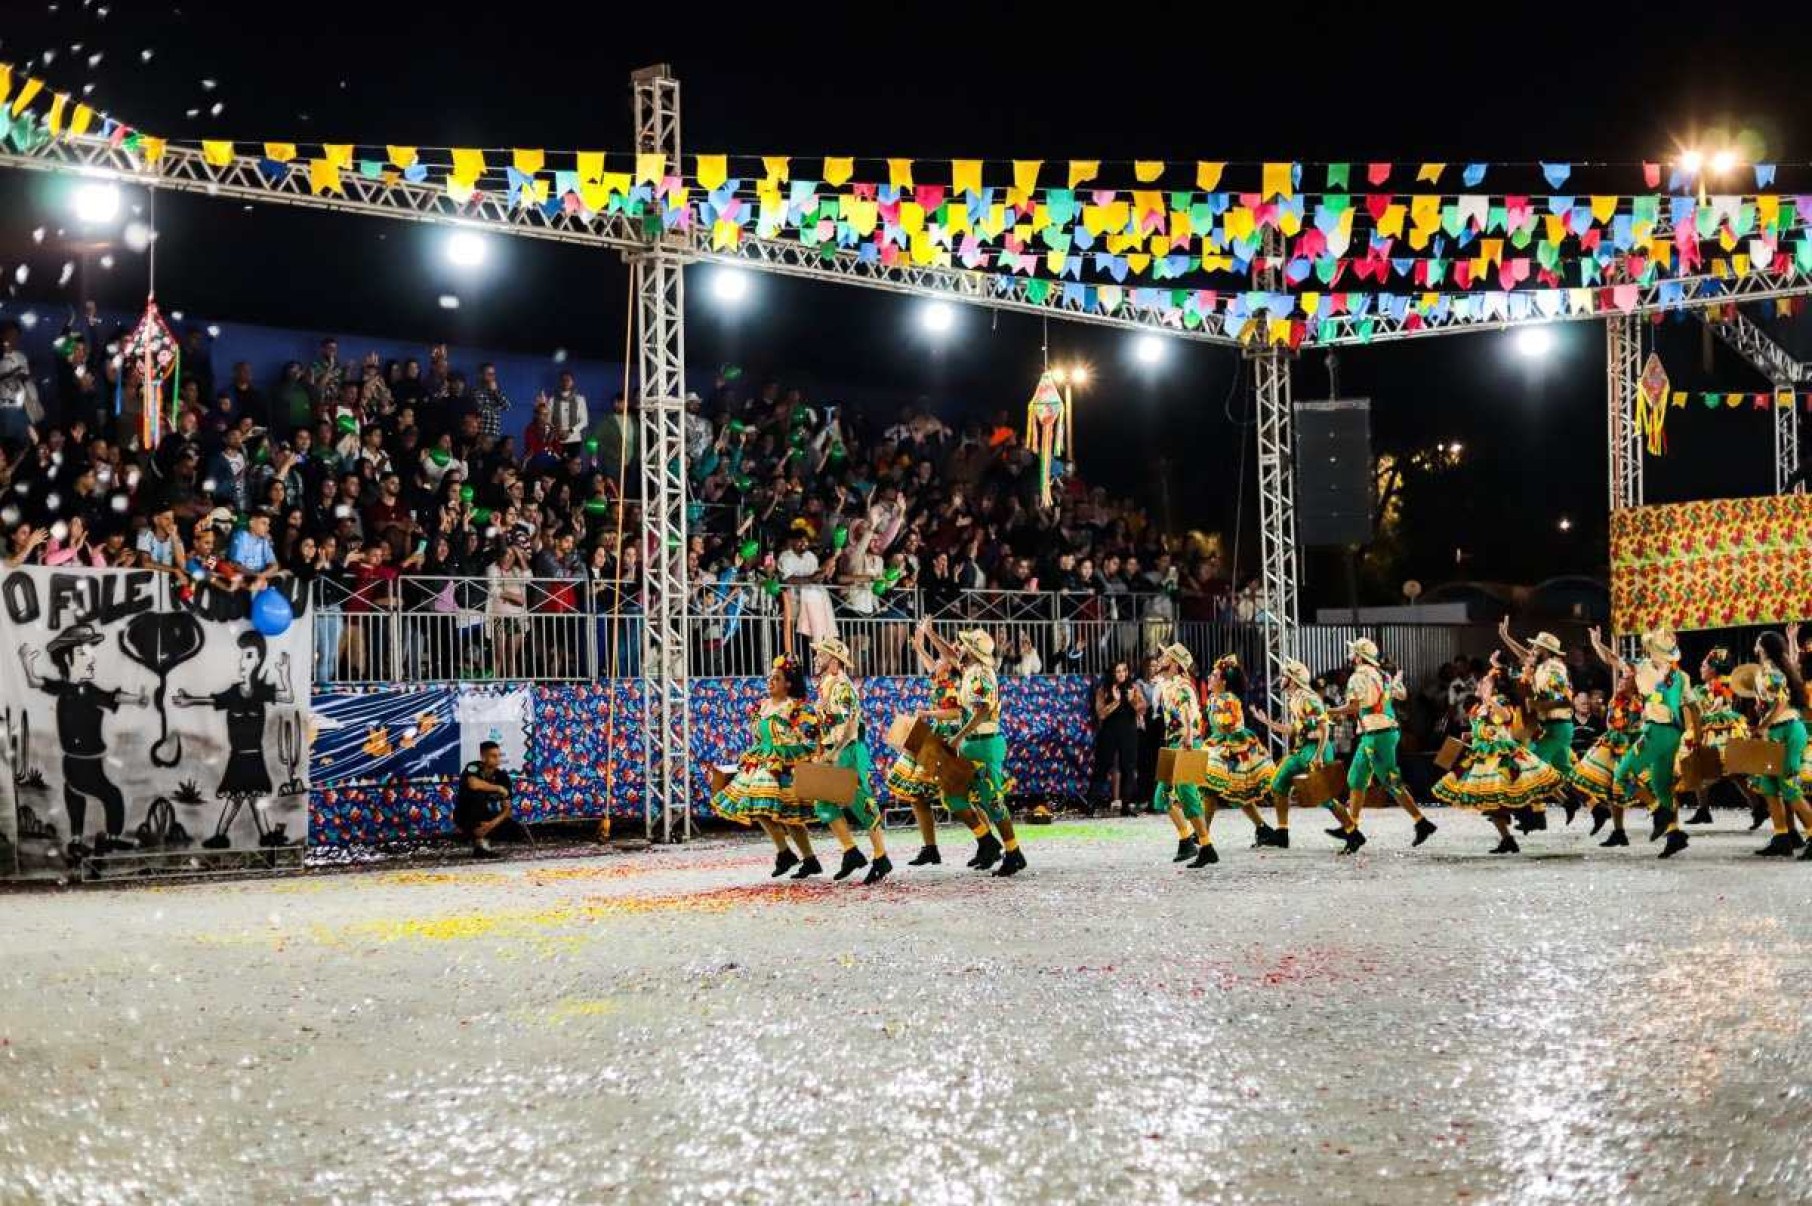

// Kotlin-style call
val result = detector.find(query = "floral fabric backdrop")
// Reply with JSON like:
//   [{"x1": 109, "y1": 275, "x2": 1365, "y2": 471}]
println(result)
[
  {"x1": 1610, "y1": 495, "x2": 1812, "y2": 634},
  {"x1": 309, "y1": 676, "x2": 1095, "y2": 846}
]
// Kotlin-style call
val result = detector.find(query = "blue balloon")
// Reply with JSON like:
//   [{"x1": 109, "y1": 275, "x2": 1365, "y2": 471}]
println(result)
[{"x1": 251, "y1": 587, "x2": 293, "y2": 637}]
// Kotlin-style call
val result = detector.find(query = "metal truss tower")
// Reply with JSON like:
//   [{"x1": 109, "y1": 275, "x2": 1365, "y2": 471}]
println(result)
[
  {"x1": 1249, "y1": 233, "x2": 1299, "y2": 681},
  {"x1": 1697, "y1": 307, "x2": 1807, "y2": 494},
  {"x1": 631, "y1": 65, "x2": 692, "y2": 843}
]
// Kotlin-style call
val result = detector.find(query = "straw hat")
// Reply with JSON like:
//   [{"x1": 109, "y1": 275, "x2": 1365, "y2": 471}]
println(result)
[
  {"x1": 1530, "y1": 631, "x2": 1564, "y2": 657},
  {"x1": 1730, "y1": 662, "x2": 1765, "y2": 700},
  {"x1": 1641, "y1": 628, "x2": 1680, "y2": 662},
  {"x1": 1347, "y1": 637, "x2": 1381, "y2": 665},
  {"x1": 1281, "y1": 657, "x2": 1312, "y2": 688},
  {"x1": 811, "y1": 637, "x2": 854, "y2": 670},
  {"x1": 1161, "y1": 642, "x2": 1195, "y2": 673},
  {"x1": 957, "y1": 629, "x2": 996, "y2": 665}
]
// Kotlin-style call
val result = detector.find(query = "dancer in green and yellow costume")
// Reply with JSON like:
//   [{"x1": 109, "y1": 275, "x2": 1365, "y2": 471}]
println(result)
[
  {"x1": 1149, "y1": 643, "x2": 1213, "y2": 866},
  {"x1": 808, "y1": 637, "x2": 892, "y2": 885},
  {"x1": 710, "y1": 655, "x2": 823, "y2": 879},
  {"x1": 1571, "y1": 630, "x2": 1644, "y2": 848},
  {"x1": 882, "y1": 619, "x2": 963, "y2": 867},
  {"x1": 1744, "y1": 627, "x2": 1812, "y2": 859},
  {"x1": 1339, "y1": 638, "x2": 1439, "y2": 847},
  {"x1": 1499, "y1": 622, "x2": 1575, "y2": 829},
  {"x1": 1680, "y1": 646, "x2": 1762, "y2": 828},
  {"x1": 1432, "y1": 664, "x2": 1563, "y2": 855},
  {"x1": 1194, "y1": 654, "x2": 1280, "y2": 864},
  {"x1": 1613, "y1": 628, "x2": 1691, "y2": 859},
  {"x1": 941, "y1": 629, "x2": 1027, "y2": 877},
  {"x1": 1252, "y1": 657, "x2": 1365, "y2": 853}
]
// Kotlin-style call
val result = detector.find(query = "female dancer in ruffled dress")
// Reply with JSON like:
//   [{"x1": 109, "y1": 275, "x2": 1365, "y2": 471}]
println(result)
[
  {"x1": 1193, "y1": 654, "x2": 1278, "y2": 866},
  {"x1": 1433, "y1": 663, "x2": 1563, "y2": 855},
  {"x1": 710, "y1": 655, "x2": 823, "y2": 879}
]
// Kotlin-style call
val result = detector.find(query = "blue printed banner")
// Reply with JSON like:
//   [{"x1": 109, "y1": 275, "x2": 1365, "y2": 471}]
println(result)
[{"x1": 311, "y1": 687, "x2": 461, "y2": 788}]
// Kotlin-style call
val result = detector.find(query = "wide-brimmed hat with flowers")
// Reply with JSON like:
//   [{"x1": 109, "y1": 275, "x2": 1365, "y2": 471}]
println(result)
[
  {"x1": 1161, "y1": 643, "x2": 1195, "y2": 673},
  {"x1": 811, "y1": 637, "x2": 854, "y2": 670},
  {"x1": 957, "y1": 629, "x2": 996, "y2": 665},
  {"x1": 1347, "y1": 637, "x2": 1381, "y2": 665}
]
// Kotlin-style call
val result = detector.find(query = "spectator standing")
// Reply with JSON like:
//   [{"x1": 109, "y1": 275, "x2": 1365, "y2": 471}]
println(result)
[
  {"x1": 470, "y1": 363, "x2": 510, "y2": 439},
  {"x1": 595, "y1": 393, "x2": 638, "y2": 486},
  {"x1": 306, "y1": 338, "x2": 342, "y2": 412},
  {"x1": 205, "y1": 427, "x2": 250, "y2": 512},
  {"x1": 776, "y1": 520, "x2": 837, "y2": 654},
  {"x1": 229, "y1": 362, "x2": 268, "y2": 431},
  {"x1": 1094, "y1": 660, "x2": 1143, "y2": 815},
  {"x1": 273, "y1": 362, "x2": 312, "y2": 434},
  {"x1": 0, "y1": 320, "x2": 41, "y2": 442},
  {"x1": 548, "y1": 371, "x2": 590, "y2": 456}
]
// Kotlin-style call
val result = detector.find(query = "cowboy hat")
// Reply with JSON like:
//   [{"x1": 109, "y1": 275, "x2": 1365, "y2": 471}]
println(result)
[
  {"x1": 811, "y1": 636, "x2": 854, "y2": 669},
  {"x1": 1730, "y1": 662, "x2": 1766, "y2": 700},
  {"x1": 1281, "y1": 657, "x2": 1312, "y2": 687},
  {"x1": 1347, "y1": 637, "x2": 1381, "y2": 665},
  {"x1": 1641, "y1": 628, "x2": 1680, "y2": 661},
  {"x1": 1530, "y1": 631, "x2": 1564, "y2": 657},
  {"x1": 1160, "y1": 642, "x2": 1195, "y2": 673},
  {"x1": 957, "y1": 629, "x2": 996, "y2": 665},
  {"x1": 46, "y1": 623, "x2": 106, "y2": 658}
]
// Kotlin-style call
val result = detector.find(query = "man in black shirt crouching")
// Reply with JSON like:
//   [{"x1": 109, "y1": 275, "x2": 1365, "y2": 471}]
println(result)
[{"x1": 454, "y1": 741, "x2": 524, "y2": 859}]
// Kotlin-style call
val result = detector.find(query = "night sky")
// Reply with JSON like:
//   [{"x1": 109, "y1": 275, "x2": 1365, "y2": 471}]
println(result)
[{"x1": 1, "y1": 0, "x2": 1809, "y2": 609}]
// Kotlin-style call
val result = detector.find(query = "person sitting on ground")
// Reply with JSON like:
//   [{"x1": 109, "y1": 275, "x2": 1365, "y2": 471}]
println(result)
[{"x1": 454, "y1": 741, "x2": 522, "y2": 859}]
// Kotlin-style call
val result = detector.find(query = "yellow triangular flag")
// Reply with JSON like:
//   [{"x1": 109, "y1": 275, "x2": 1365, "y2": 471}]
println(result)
[
  {"x1": 576, "y1": 152, "x2": 604, "y2": 183},
  {"x1": 887, "y1": 158, "x2": 914, "y2": 188},
  {"x1": 601, "y1": 172, "x2": 632, "y2": 197},
  {"x1": 451, "y1": 148, "x2": 487, "y2": 183},
  {"x1": 324, "y1": 144, "x2": 353, "y2": 170},
  {"x1": 0, "y1": 64, "x2": 12, "y2": 107},
  {"x1": 1196, "y1": 161, "x2": 1225, "y2": 191},
  {"x1": 47, "y1": 92, "x2": 67, "y2": 136},
  {"x1": 822, "y1": 156, "x2": 854, "y2": 186},
  {"x1": 1068, "y1": 160, "x2": 1098, "y2": 189},
  {"x1": 696, "y1": 154, "x2": 728, "y2": 190},
  {"x1": 447, "y1": 177, "x2": 476, "y2": 204},
  {"x1": 138, "y1": 136, "x2": 166, "y2": 163},
  {"x1": 69, "y1": 103, "x2": 92, "y2": 137},
  {"x1": 1416, "y1": 162, "x2": 1444, "y2": 183},
  {"x1": 201, "y1": 140, "x2": 234, "y2": 167},
  {"x1": 11, "y1": 76, "x2": 44, "y2": 117},
  {"x1": 952, "y1": 159, "x2": 983, "y2": 195},
  {"x1": 264, "y1": 143, "x2": 297, "y2": 163},
  {"x1": 1589, "y1": 195, "x2": 1616, "y2": 224},
  {"x1": 579, "y1": 180, "x2": 610, "y2": 211},
  {"x1": 761, "y1": 155, "x2": 790, "y2": 184},
  {"x1": 1012, "y1": 160, "x2": 1042, "y2": 197},
  {"x1": 635, "y1": 152, "x2": 664, "y2": 185},
  {"x1": 1261, "y1": 162, "x2": 1293, "y2": 200},
  {"x1": 309, "y1": 158, "x2": 342, "y2": 196},
  {"x1": 387, "y1": 145, "x2": 418, "y2": 169},
  {"x1": 1134, "y1": 160, "x2": 1164, "y2": 183},
  {"x1": 513, "y1": 149, "x2": 545, "y2": 176}
]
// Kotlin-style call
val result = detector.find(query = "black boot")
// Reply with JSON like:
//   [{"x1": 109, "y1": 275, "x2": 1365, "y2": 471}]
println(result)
[
  {"x1": 1188, "y1": 843, "x2": 1220, "y2": 868},
  {"x1": 1755, "y1": 833, "x2": 1798, "y2": 857},
  {"x1": 1271, "y1": 827, "x2": 1290, "y2": 849},
  {"x1": 992, "y1": 848, "x2": 1027, "y2": 878},
  {"x1": 1798, "y1": 840, "x2": 1812, "y2": 861},
  {"x1": 1524, "y1": 810, "x2": 1548, "y2": 833},
  {"x1": 833, "y1": 846, "x2": 869, "y2": 881},
  {"x1": 771, "y1": 849, "x2": 800, "y2": 877},
  {"x1": 789, "y1": 855, "x2": 824, "y2": 879},
  {"x1": 1686, "y1": 803, "x2": 1714, "y2": 825},
  {"x1": 1659, "y1": 830, "x2": 1689, "y2": 859},
  {"x1": 1173, "y1": 837, "x2": 1199, "y2": 863},
  {"x1": 1563, "y1": 800, "x2": 1580, "y2": 826},
  {"x1": 1589, "y1": 805, "x2": 1611, "y2": 835},
  {"x1": 1787, "y1": 830, "x2": 1807, "y2": 851},
  {"x1": 1252, "y1": 823, "x2": 1278, "y2": 848},
  {"x1": 1512, "y1": 808, "x2": 1535, "y2": 834},
  {"x1": 969, "y1": 833, "x2": 1003, "y2": 870},
  {"x1": 1491, "y1": 835, "x2": 1521, "y2": 855},
  {"x1": 1341, "y1": 829, "x2": 1368, "y2": 855},
  {"x1": 908, "y1": 845, "x2": 942, "y2": 866},
  {"x1": 863, "y1": 855, "x2": 894, "y2": 884},
  {"x1": 1325, "y1": 826, "x2": 1350, "y2": 842},
  {"x1": 1749, "y1": 801, "x2": 1770, "y2": 830},
  {"x1": 1412, "y1": 818, "x2": 1438, "y2": 847},
  {"x1": 1600, "y1": 829, "x2": 1630, "y2": 848},
  {"x1": 1649, "y1": 809, "x2": 1675, "y2": 842}
]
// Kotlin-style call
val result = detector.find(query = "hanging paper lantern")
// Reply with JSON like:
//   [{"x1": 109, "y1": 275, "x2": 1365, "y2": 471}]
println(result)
[
  {"x1": 1024, "y1": 369, "x2": 1070, "y2": 508},
  {"x1": 117, "y1": 297, "x2": 181, "y2": 450}
]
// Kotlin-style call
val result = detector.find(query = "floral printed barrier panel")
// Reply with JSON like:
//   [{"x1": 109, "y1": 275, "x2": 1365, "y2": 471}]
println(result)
[
  {"x1": 308, "y1": 676, "x2": 1093, "y2": 847},
  {"x1": 1610, "y1": 495, "x2": 1812, "y2": 635}
]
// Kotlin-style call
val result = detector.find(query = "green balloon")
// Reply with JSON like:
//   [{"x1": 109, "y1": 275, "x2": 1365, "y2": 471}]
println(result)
[
  {"x1": 665, "y1": 533, "x2": 682, "y2": 549},
  {"x1": 429, "y1": 447, "x2": 451, "y2": 467},
  {"x1": 583, "y1": 437, "x2": 599, "y2": 454},
  {"x1": 832, "y1": 525, "x2": 848, "y2": 550},
  {"x1": 726, "y1": 419, "x2": 745, "y2": 435},
  {"x1": 335, "y1": 414, "x2": 358, "y2": 434},
  {"x1": 738, "y1": 539, "x2": 760, "y2": 562},
  {"x1": 733, "y1": 474, "x2": 753, "y2": 492},
  {"x1": 789, "y1": 429, "x2": 808, "y2": 449},
  {"x1": 460, "y1": 485, "x2": 475, "y2": 504},
  {"x1": 763, "y1": 578, "x2": 782, "y2": 598},
  {"x1": 584, "y1": 498, "x2": 608, "y2": 515},
  {"x1": 471, "y1": 506, "x2": 492, "y2": 524}
]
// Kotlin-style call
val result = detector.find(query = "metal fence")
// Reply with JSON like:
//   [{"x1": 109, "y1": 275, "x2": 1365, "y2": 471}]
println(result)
[{"x1": 310, "y1": 576, "x2": 1493, "y2": 689}]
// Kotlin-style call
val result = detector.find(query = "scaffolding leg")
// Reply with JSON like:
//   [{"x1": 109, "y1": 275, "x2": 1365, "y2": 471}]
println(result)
[
  {"x1": 1605, "y1": 314, "x2": 1642, "y2": 657},
  {"x1": 1776, "y1": 386, "x2": 1802, "y2": 495},
  {"x1": 1252, "y1": 346, "x2": 1298, "y2": 685}
]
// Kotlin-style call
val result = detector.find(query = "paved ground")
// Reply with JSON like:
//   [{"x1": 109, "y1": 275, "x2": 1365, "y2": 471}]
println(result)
[{"x1": 2, "y1": 810, "x2": 1811, "y2": 1205}]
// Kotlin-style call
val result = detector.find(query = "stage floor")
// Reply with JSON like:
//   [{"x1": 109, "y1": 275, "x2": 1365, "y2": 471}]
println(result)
[{"x1": 2, "y1": 811, "x2": 1810, "y2": 1204}]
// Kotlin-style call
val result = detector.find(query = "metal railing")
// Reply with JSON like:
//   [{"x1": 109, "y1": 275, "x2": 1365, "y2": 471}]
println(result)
[{"x1": 308, "y1": 576, "x2": 1494, "y2": 689}]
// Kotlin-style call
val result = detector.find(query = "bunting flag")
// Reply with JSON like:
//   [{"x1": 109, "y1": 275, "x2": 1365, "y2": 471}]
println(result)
[{"x1": 1610, "y1": 495, "x2": 1812, "y2": 636}]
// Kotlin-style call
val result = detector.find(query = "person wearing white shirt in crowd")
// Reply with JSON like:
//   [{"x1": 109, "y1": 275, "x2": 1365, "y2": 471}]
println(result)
[
  {"x1": 1010, "y1": 633, "x2": 1043, "y2": 677},
  {"x1": 836, "y1": 520, "x2": 884, "y2": 618},
  {"x1": 549, "y1": 370, "x2": 590, "y2": 455},
  {"x1": 134, "y1": 508, "x2": 185, "y2": 571},
  {"x1": 776, "y1": 520, "x2": 837, "y2": 652}
]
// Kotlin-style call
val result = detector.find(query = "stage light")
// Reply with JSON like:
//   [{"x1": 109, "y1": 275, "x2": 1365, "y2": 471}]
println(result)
[
  {"x1": 1710, "y1": 148, "x2": 1738, "y2": 173},
  {"x1": 1558, "y1": 516, "x2": 1573, "y2": 532},
  {"x1": 1679, "y1": 149, "x2": 1704, "y2": 174},
  {"x1": 1133, "y1": 334, "x2": 1167, "y2": 366},
  {"x1": 445, "y1": 230, "x2": 487, "y2": 268},
  {"x1": 1068, "y1": 364, "x2": 1090, "y2": 386},
  {"x1": 438, "y1": 294, "x2": 461, "y2": 310},
  {"x1": 711, "y1": 267, "x2": 751, "y2": 304},
  {"x1": 1514, "y1": 325, "x2": 1555, "y2": 358},
  {"x1": 72, "y1": 182, "x2": 120, "y2": 224},
  {"x1": 921, "y1": 301, "x2": 955, "y2": 335}
]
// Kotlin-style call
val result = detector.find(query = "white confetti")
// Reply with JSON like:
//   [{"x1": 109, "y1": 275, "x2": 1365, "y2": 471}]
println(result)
[
  {"x1": 110, "y1": 493, "x2": 129, "y2": 513},
  {"x1": 41, "y1": 49, "x2": 56, "y2": 65},
  {"x1": 0, "y1": 506, "x2": 18, "y2": 527},
  {"x1": 49, "y1": 521, "x2": 68, "y2": 542},
  {"x1": 200, "y1": 78, "x2": 216, "y2": 90},
  {"x1": 140, "y1": 48, "x2": 153, "y2": 62},
  {"x1": 438, "y1": 295, "x2": 460, "y2": 310},
  {"x1": 87, "y1": 51, "x2": 102, "y2": 66},
  {"x1": 57, "y1": 262, "x2": 74, "y2": 287},
  {"x1": 122, "y1": 221, "x2": 151, "y2": 252},
  {"x1": 209, "y1": 102, "x2": 223, "y2": 117},
  {"x1": 552, "y1": 348, "x2": 569, "y2": 364},
  {"x1": 81, "y1": 83, "x2": 94, "y2": 95},
  {"x1": 171, "y1": 310, "x2": 184, "y2": 321},
  {"x1": 206, "y1": 324, "x2": 220, "y2": 337},
  {"x1": 184, "y1": 107, "x2": 199, "y2": 118},
  {"x1": 31, "y1": 227, "x2": 44, "y2": 243},
  {"x1": 98, "y1": 254, "x2": 114, "y2": 269},
  {"x1": 13, "y1": 265, "x2": 27, "y2": 285}
]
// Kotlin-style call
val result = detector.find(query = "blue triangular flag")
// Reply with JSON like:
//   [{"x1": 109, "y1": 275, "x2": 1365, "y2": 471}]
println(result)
[
  {"x1": 1755, "y1": 164, "x2": 1777, "y2": 188},
  {"x1": 1541, "y1": 161, "x2": 1571, "y2": 189},
  {"x1": 1462, "y1": 163, "x2": 1487, "y2": 187}
]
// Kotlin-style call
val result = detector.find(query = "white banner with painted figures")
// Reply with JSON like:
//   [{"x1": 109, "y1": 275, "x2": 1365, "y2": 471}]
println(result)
[{"x1": 0, "y1": 566, "x2": 312, "y2": 879}]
